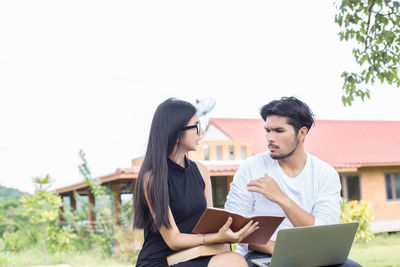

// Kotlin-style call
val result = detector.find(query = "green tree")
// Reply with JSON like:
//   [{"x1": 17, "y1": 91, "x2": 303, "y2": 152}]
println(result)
[
  {"x1": 2, "y1": 176, "x2": 76, "y2": 255},
  {"x1": 0, "y1": 184, "x2": 27, "y2": 203},
  {"x1": 0, "y1": 186, "x2": 28, "y2": 240},
  {"x1": 335, "y1": 0, "x2": 400, "y2": 105},
  {"x1": 64, "y1": 150, "x2": 115, "y2": 254},
  {"x1": 68, "y1": 150, "x2": 139, "y2": 261},
  {"x1": 0, "y1": 200, "x2": 23, "y2": 237}
]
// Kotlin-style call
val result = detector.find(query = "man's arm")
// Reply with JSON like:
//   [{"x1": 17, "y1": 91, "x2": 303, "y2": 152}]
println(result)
[
  {"x1": 249, "y1": 240, "x2": 275, "y2": 255},
  {"x1": 312, "y1": 167, "x2": 342, "y2": 225},
  {"x1": 276, "y1": 195, "x2": 315, "y2": 227},
  {"x1": 248, "y1": 173, "x2": 315, "y2": 227},
  {"x1": 248, "y1": 166, "x2": 342, "y2": 227},
  {"x1": 224, "y1": 164, "x2": 254, "y2": 216},
  {"x1": 246, "y1": 173, "x2": 314, "y2": 255},
  {"x1": 246, "y1": 166, "x2": 341, "y2": 254}
]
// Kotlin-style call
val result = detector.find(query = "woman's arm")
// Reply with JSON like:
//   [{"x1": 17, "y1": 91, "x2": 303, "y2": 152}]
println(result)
[
  {"x1": 142, "y1": 171, "x2": 259, "y2": 251},
  {"x1": 158, "y1": 208, "x2": 259, "y2": 251},
  {"x1": 195, "y1": 161, "x2": 213, "y2": 207}
]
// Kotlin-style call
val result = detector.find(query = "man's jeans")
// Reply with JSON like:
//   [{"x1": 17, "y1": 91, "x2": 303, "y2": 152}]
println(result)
[{"x1": 244, "y1": 251, "x2": 362, "y2": 267}]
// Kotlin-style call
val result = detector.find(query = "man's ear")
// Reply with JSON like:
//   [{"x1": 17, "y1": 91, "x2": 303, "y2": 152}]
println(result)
[{"x1": 298, "y1": 126, "x2": 308, "y2": 141}]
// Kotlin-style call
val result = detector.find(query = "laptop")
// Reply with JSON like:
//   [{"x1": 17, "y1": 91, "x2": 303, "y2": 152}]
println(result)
[{"x1": 251, "y1": 222, "x2": 359, "y2": 267}]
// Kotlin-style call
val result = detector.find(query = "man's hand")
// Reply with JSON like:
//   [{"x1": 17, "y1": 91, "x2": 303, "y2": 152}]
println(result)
[
  {"x1": 247, "y1": 173, "x2": 288, "y2": 205},
  {"x1": 248, "y1": 173, "x2": 315, "y2": 227}
]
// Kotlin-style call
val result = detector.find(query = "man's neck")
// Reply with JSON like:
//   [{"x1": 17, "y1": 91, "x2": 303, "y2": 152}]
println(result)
[{"x1": 277, "y1": 150, "x2": 307, "y2": 178}]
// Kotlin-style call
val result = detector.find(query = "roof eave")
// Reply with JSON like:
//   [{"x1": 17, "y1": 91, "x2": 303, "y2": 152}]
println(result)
[{"x1": 55, "y1": 172, "x2": 138, "y2": 195}]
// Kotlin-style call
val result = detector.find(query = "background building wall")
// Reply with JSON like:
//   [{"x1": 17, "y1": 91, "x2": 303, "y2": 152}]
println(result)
[{"x1": 360, "y1": 166, "x2": 400, "y2": 221}]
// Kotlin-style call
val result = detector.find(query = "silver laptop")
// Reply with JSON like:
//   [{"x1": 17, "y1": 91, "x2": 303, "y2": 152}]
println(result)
[{"x1": 251, "y1": 222, "x2": 359, "y2": 267}]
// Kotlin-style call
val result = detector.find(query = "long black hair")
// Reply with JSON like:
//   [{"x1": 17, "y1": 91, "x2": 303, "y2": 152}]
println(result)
[{"x1": 134, "y1": 98, "x2": 197, "y2": 232}]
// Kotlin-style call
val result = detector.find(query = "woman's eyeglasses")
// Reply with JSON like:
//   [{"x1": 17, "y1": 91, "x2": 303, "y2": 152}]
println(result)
[{"x1": 182, "y1": 121, "x2": 201, "y2": 135}]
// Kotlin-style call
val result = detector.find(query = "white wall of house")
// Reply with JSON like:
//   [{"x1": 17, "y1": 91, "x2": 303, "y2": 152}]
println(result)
[{"x1": 203, "y1": 124, "x2": 230, "y2": 140}]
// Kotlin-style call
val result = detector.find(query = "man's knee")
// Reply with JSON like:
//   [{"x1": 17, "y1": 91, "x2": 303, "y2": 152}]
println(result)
[{"x1": 341, "y1": 258, "x2": 362, "y2": 267}]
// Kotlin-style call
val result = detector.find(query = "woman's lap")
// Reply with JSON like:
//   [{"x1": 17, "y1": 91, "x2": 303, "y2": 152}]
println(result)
[{"x1": 173, "y1": 255, "x2": 212, "y2": 267}]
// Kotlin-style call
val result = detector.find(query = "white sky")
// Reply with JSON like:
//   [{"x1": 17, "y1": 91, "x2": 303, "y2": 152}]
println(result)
[{"x1": 1, "y1": 0, "x2": 399, "y2": 194}]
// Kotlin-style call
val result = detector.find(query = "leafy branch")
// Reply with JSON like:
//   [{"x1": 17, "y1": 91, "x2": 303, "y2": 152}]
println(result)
[
  {"x1": 79, "y1": 150, "x2": 106, "y2": 199},
  {"x1": 335, "y1": 0, "x2": 400, "y2": 105}
]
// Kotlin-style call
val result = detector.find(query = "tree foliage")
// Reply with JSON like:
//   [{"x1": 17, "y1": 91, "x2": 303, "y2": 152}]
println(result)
[
  {"x1": 64, "y1": 150, "x2": 139, "y2": 259},
  {"x1": 79, "y1": 150, "x2": 106, "y2": 199},
  {"x1": 0, "y1": 200, "x2": 24, "y2": 238},
  {"x1": 1, "y1": 176, "x2": 77, "y2": 254},
  {"x1": 0, "y1": 152, "x2": 140, "y2": 264},
  {"x1": 19, "y1": 176, "x2": 76, "y2": 252},
  {"x1": 0, "y1": 185, "x2": 27, "y2": 203},
  {"x1": 335, "y1": 0, "x2": 400, "y2": 105}
]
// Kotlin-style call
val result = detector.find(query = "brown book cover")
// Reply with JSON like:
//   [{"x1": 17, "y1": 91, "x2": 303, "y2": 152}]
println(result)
[
  {"x1": 192, "y1": 207, "x2": 285, "y2": 244},
  {"x1": 167, "y1": 243, "x2": 231, "y2": 266}
]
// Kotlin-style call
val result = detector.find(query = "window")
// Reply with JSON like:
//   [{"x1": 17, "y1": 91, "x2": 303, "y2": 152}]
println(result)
[
  {"x1": 76, "y1": 195, "x2": 88, "y2": 211},
  {"x1": 385, "y1": 173, "x2": 400, "y2": 200},
  {"x1": 62, "y1": 195, "x2": 70, "y2": 206},
  {"x1": 211, "y1": 177, "x2": 228, "y2": 207},
  {"x1": 216, "y1": 145, "x2": 223, "y2": 160},
  {"x1": 340, "y1": 175, "x2": 361, "y2": 200},
  {"x1": 229, "y1": 145, "x2": 234, "y2": 160},
  {"x1": 240, "y1": 146, "x2": 247, "y2": 160},
  {"x1": 121, "y1": 193, "x2": 133, "y2": 205},
  {"x1": 62, "y1": 195, "x2": 71, "y2": 211},
  {"x1": 203, "y1": 145, "x2": 210, "y2": 160},
  {"x1": 121, "y1": 193, "x2": 134, "y2": 223},
  {"x1": 95, "y1": 194, "x2": 110, "y2": 210}
]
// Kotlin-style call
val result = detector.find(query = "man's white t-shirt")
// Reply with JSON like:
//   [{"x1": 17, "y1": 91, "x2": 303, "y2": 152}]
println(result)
[{"x1": 224, "y1": 151, "x2": 342, "y2": 255}]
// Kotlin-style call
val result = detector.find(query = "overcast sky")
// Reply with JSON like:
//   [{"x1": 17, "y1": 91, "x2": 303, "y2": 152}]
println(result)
[{"x1": 1, "y1": 0, "x2": 399, "y2": 194}]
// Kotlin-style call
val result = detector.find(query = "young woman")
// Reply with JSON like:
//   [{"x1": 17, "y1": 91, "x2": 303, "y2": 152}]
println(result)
[{"x1": 134, "y1": 98, "x2": 258, "y2": 267}]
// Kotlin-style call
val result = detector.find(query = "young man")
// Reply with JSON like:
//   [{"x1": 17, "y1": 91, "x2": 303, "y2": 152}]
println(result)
[{"x1": 224, "y1": 97, "x2": 361, "y2": 267}]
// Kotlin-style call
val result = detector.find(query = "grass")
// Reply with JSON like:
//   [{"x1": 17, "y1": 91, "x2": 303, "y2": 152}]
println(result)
[
  {"x1": 0, "y1": 248, "x2": 133, "y2": 267},
  {"x1": 349, "y1": 232, "x2": 400, "y2": 267},
  {"x1": 1, "y1": 232, "x2": 399, "y2": 266}
]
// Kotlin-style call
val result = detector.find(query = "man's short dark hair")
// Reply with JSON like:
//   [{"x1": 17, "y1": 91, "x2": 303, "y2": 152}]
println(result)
[{"x1": 260, "y1": 96, "x2": 315, "y2": 133}]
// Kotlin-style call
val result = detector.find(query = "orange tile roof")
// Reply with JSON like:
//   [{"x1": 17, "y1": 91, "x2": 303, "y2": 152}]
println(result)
[
  {"x1": 305, "y1": 120, "x2": 400, "y2": 168},
  {"x1": 206, "y1": 164, "x2": 240, "y2": 172},
  {"x1": 210, "y1": 118, "x2": 400, "y2": 168},
  {"x1": 115, "y1": 167, "x2": 140, "y2": 174}
]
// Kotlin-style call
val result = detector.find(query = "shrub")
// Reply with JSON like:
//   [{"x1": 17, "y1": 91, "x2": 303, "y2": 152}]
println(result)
[
  {"x1": 1, "y1": 175, "x2": 79, "y2": 254},
  {"x1": 1, "y1": 151, "x2": 141, "y2": 265},
  {"x1": 2, "y1": 230, "x2": 34, "y2": 252},
  {"x1": 113, "y1": 225, "x2": 143, "y2": 263},
  {"x1": 341, "y1": 199, "x2": 374, "y2": 243},
  {"x1": 0, "y1": 200, "x2": 24, "y2": 238}
]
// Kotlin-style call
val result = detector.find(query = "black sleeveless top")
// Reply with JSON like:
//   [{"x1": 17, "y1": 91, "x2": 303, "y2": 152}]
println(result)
[{"x1": 135, "y1": 157, "x2": 211, "y2": 267}]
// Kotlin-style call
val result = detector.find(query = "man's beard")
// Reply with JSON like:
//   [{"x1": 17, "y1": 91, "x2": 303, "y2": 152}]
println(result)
[{"x1": 270, "y1": 138, "x2": 299, "y2": 160}]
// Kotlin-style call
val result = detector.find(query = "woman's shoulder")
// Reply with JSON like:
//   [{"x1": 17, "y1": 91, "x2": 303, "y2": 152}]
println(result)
[
  {"x1": 191, "y1": 160, "x2": 210, "y2": 182},
  {"x1": 192, "y1": 160, "x2": 207, "y2": 172}
]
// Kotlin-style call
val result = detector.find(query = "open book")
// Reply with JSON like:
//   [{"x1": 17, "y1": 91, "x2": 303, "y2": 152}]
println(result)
[
  {"x1": 167, "y1": 243, "x2": 231, "y2": 266},
  {"x1": 192, "y1": 207, "x2": 284, "y2": 244}
]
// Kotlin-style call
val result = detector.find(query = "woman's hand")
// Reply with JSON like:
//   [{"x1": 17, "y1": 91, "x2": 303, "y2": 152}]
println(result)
[{"x1": 216, "y1": 217, "x2": 259, "y2": 243}]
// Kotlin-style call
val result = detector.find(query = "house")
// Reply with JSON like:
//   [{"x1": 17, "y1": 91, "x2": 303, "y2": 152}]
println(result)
[{"x1": 56, "y1": 118, "x2": 400, "y2": 232}]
